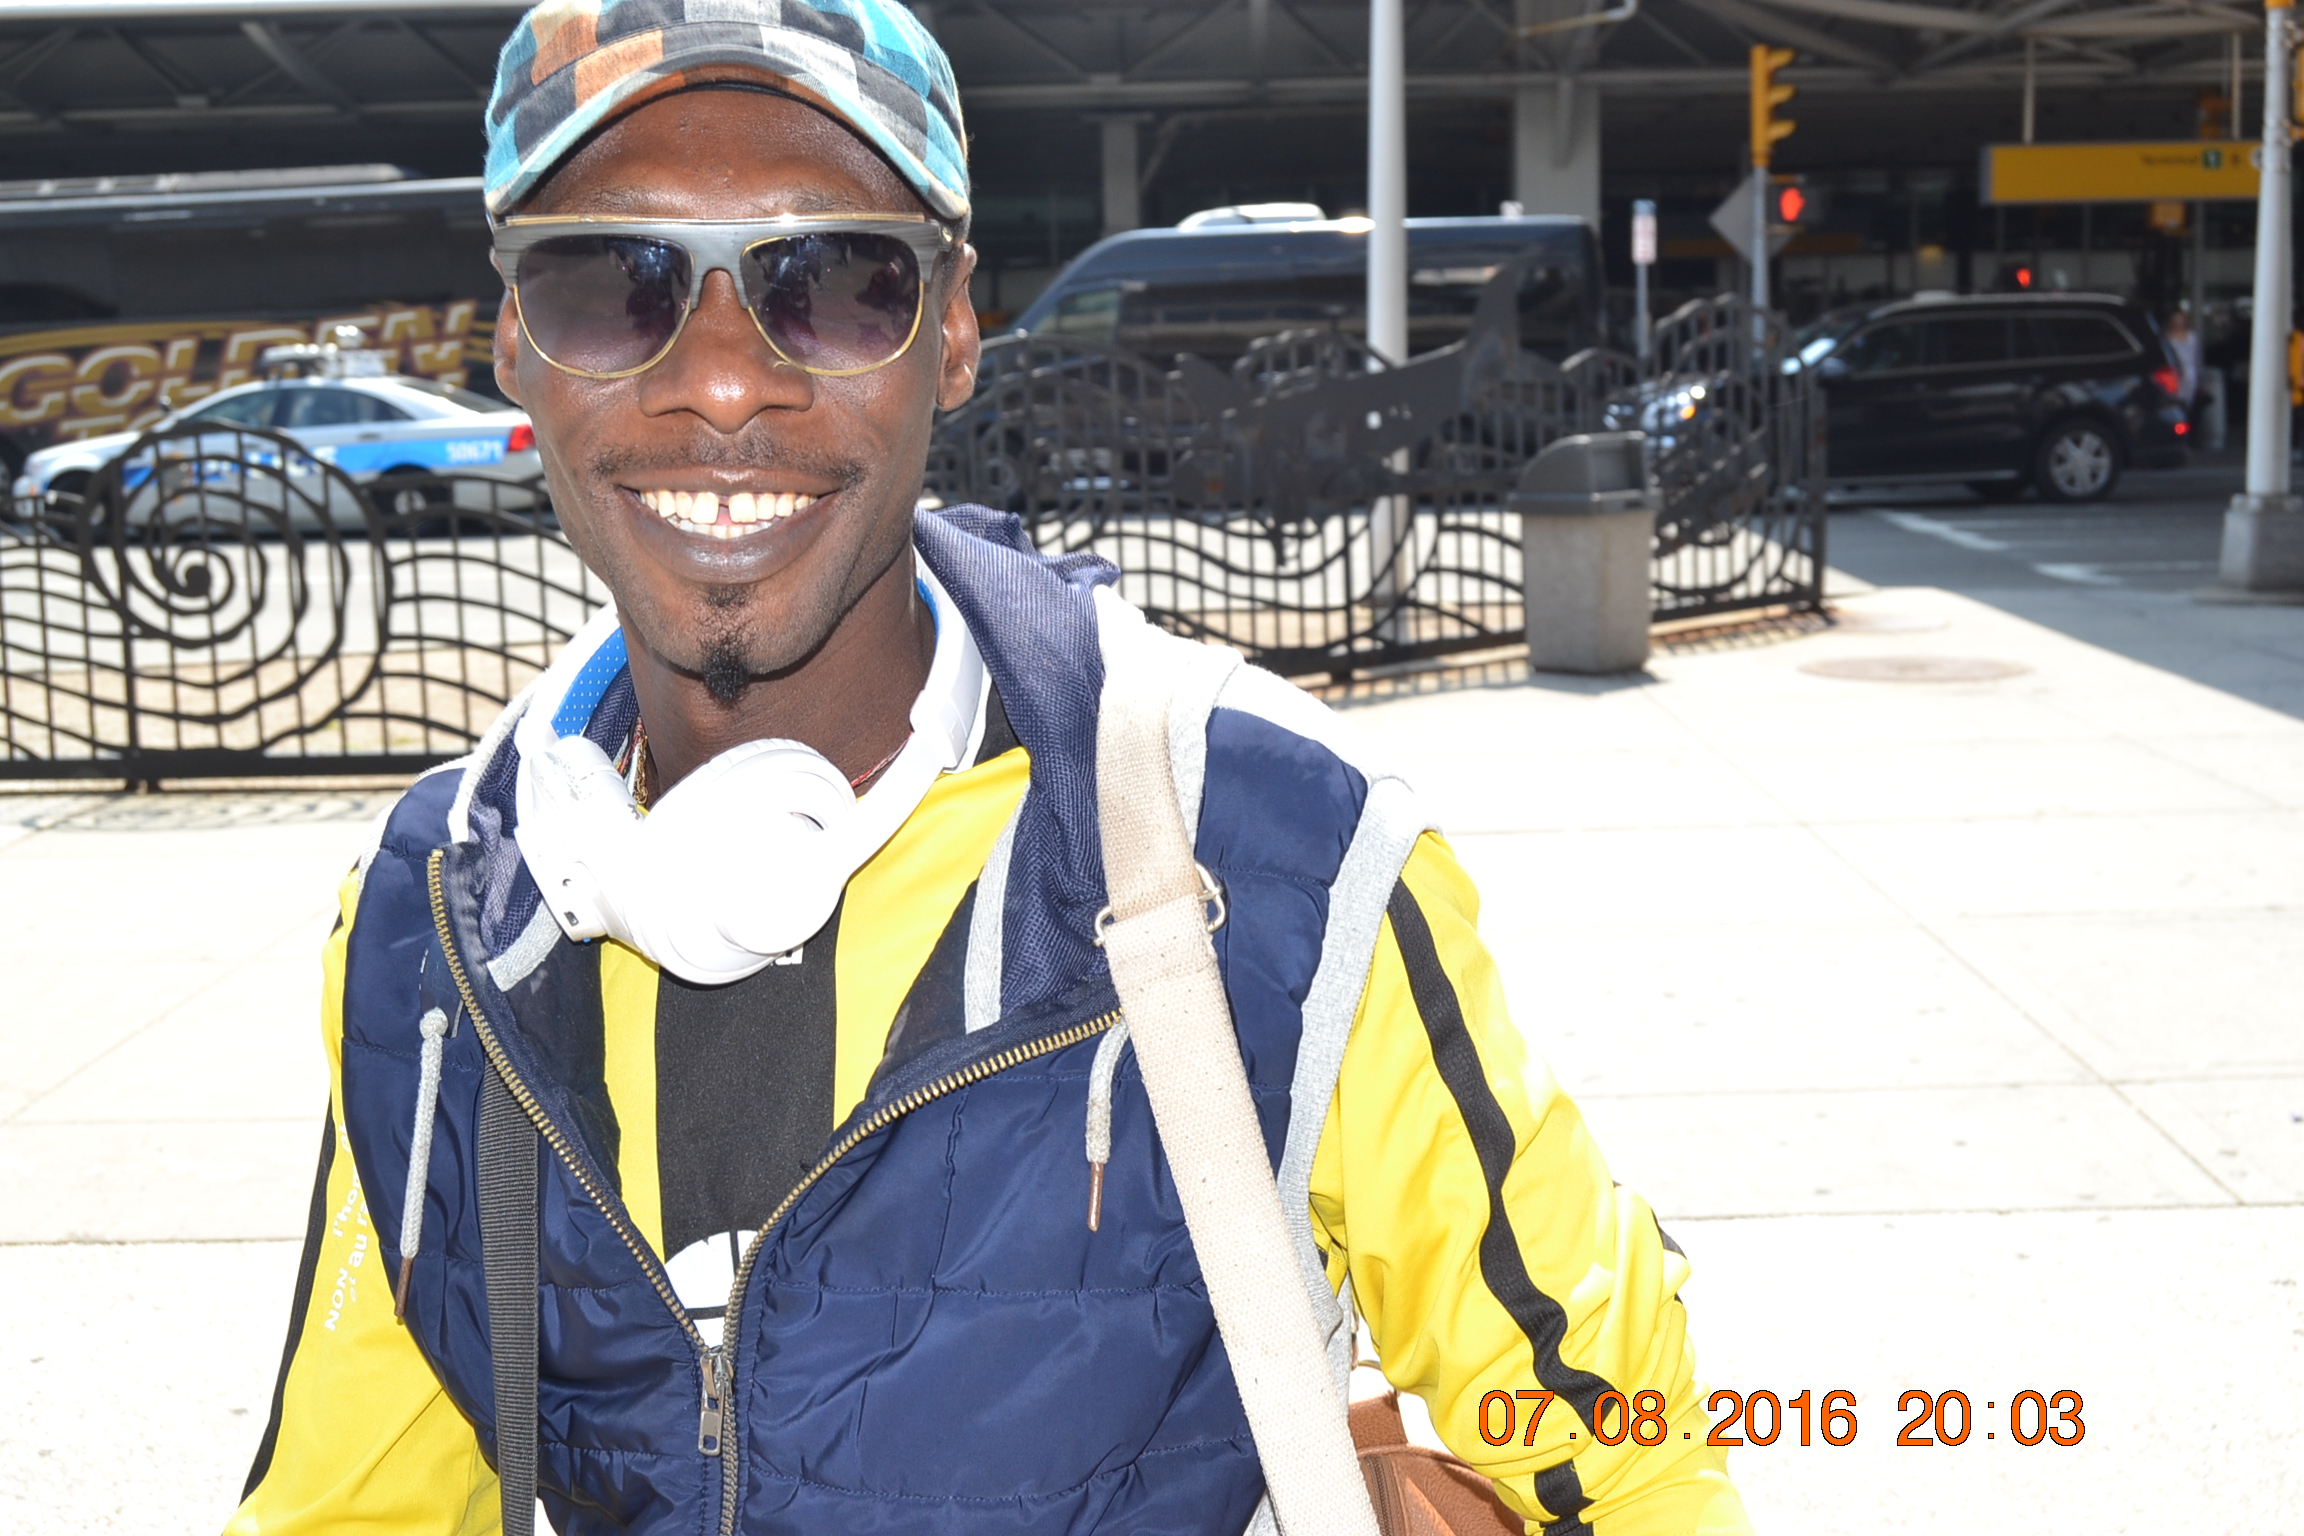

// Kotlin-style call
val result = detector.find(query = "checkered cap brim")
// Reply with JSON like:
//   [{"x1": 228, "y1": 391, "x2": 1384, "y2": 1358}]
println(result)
[{"x1": 486, "y1": 0, "x2": 969, "y2": 224}]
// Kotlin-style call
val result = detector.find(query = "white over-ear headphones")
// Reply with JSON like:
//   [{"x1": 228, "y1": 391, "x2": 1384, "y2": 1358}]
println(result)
[{"x1": 513, "y1": 560, "x2": 986, "y2": 986}]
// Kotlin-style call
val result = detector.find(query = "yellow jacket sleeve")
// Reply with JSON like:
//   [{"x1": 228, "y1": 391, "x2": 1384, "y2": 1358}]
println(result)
[
  {"x1": 226, "y1": 870, "x2": 500, "y2": 1536},
  {"x1": 1308, "y1": 835, "x2": 1750, "y2": 1536}
]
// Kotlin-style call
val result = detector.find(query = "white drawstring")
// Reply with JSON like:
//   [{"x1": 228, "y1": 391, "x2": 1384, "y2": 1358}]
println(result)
[
  {"x1": 395, "y1": 1005, "x2": 452, "y2": 1319},
  {"x1": 1084, "y1": 1019, "x2": 1133, "y2": 1230}
]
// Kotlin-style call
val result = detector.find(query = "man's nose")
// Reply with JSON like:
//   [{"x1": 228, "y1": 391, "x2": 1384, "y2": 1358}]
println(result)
[{"x1": 635, "y1": 267, "x2": 812, "y2": 431}]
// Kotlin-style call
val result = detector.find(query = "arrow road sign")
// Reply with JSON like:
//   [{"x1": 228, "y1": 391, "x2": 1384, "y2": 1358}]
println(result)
[{"x1": 1710, "y1": 172, "x2": 1795, "y2": 262}]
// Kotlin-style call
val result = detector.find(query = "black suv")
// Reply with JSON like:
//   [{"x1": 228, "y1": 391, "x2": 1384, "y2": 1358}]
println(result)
[{"x1": 1797, "y1": 294, "x2": 2188, "y2": 502}]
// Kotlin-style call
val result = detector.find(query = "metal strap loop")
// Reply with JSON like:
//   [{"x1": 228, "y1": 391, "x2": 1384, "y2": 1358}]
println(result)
[{"x1": 1092, "y1": 862, "x2": 1226, "y2": 948}]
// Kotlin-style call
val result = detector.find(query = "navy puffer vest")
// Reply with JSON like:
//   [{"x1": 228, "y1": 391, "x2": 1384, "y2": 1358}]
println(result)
[{"x1": 337, "y1": 509, "x2": 1374, "y2": 1534}]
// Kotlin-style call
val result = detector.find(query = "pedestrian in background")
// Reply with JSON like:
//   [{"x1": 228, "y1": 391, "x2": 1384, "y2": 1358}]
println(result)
[{"x1": 2165, "y1": 308, "x2": 2201, "y2": 409}]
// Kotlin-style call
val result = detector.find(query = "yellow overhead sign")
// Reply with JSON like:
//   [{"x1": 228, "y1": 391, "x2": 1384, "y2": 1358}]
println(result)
[{"x1": 1982, "y1": 140, "x2": 2259, "y2": 203}]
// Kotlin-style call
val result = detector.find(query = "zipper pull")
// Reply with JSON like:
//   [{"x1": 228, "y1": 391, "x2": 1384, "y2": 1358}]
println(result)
[{"x1": 697, "y1": 1345, "x2": 729, "y2": 1457}]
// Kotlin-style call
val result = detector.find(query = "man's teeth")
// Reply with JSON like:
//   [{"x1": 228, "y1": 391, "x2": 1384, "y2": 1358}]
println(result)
[{"x1": 636, "y1": 488, "x2": 818, "y2": 539}]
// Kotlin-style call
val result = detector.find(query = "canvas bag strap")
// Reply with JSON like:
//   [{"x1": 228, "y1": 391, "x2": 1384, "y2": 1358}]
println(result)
[
  {"x1": 1093, "y1": 595, "x2": 1382, "y2": 1536},
  {"x1": 477, "y1": 1062, "x2": 540, "y2": 1536}
]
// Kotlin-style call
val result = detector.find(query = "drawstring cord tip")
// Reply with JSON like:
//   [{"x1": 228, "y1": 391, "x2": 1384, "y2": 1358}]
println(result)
[
  {"x1": 393, "y1": 1255, "x2": 415, "y2": 1321},
  {"x1": 1087, "y1": 1162, "x2": 1106, "y2": 1232}
]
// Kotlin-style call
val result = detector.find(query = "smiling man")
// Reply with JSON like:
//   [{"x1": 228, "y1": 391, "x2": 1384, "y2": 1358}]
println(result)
[{"x1": 225, "y1": 4, "x2": 1748, "y2": 1535}]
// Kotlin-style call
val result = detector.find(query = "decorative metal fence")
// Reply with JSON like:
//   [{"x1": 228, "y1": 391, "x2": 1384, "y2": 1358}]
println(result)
[
  {"x1": 3, "y1": 290, "x2": 1822, "y2": 780},
  {"x1": 0, "y1": 422, "x2": 599, "y2": 781},
  {"x1": 928, "y1": 288, "x2": 1824, "y2": 675},
  {"x1": 1634, "y1": 296, "x2": 1828, "y2": 624}
]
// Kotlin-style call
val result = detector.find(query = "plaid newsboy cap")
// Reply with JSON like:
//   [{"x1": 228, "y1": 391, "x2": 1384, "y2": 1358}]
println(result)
[{"x1": 484, "y1": 0, "x2": 970, "y2": 224}]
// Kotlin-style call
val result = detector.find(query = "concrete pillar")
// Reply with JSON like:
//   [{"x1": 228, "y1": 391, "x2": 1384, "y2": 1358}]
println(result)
[
  {"x1": 1512, "y1": 79, "x2": 1601, "y2": 228},
  {"x1": 2223, "y1": 0, "x2": 2304, "y2": 592},
  {"x1": 1098, "y1": 116, "x2": 1143, "y2": 237}
]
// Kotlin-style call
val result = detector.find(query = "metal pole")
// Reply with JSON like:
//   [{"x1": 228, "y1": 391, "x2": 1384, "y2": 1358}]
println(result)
[
  {"x1": 2232, "y1": 32, "x2": 2244, "y2": 141},
  {"x1": 1633, "y1": 197, "x2": 1656, "y2": 366},
  {"x1": 2244, "y1": 0, "x2": 2292, "y2": 500},
  {"x1": 1750, "y1": 161, "x2": 1769, "y2": 315},
  {"x1": 1367, "y1": 0, "x2": 1407, "y2": 366},
  {"x1": 1098, "y1": 116, "x2": 1143, "y2": 236},
  {"x1": 2022, "y1": 38, "x2": 2036, "y2": 143},
  {"x1": 1367, "y1": 0, "x2": 1409, "y2": 632},
  {"x1": 1636, "y1": 260, "x2": 1650, "y2": 364},
  {"x1": 2191, "y1": 200, "x2": 2207, "y2": 332}
]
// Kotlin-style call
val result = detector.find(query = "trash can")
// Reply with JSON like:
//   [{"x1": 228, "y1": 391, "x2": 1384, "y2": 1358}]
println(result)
[{"x1": 1509, "y1": 431, "x2": 1657, "y2": 674}]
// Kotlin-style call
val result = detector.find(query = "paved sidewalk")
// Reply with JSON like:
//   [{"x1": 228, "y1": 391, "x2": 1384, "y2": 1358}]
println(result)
[
  {"x1": 3, "y1": 582, "x2": 2299, "y2": 1533},
  {"x1": 1342, "y1": 581, "x2": 2302, "y2": 1531}
]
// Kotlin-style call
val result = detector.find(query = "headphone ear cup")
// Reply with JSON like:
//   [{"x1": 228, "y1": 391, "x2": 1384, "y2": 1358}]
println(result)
[
  {"x1": 635, "y1": 739, "x2": 858, "y2": 968},
  {"x1": 517, "y1": 735, "x2": 643, "y2": 941}
]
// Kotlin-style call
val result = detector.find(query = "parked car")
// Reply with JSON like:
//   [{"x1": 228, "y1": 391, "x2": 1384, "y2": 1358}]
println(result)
[
  {"x1": 9, "y1": 371, "x2": 539, "y2": 527},
  {"x1": 1795, "y1": 293, "x2": 2188, "y2": 502},
  {"x1": 1008, "y1": 208, "x2": 1604, "y2": 368}
]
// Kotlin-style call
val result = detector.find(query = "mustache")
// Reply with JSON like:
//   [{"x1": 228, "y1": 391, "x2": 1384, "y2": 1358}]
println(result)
[{"x1": 583, "y1": 439, "x2": 869, "y2": 489}]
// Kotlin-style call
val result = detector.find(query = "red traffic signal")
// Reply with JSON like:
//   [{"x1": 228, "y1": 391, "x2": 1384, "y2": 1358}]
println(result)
[{"x1": 1766, "y1": 176, "x2": 1817, "y2": 230}]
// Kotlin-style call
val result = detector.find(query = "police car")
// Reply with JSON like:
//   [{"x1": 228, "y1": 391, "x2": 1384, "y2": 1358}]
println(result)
[{"x1": 10, "y1": 357, "x2": 540, "y2": 526}]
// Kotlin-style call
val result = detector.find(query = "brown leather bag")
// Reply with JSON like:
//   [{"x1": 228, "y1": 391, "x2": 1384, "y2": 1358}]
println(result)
[{"x1": 1351, "y1": 1392, "x2": 1528, "y2": 1536}]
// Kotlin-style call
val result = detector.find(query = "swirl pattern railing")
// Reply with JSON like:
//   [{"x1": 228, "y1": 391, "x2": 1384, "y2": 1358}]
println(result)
[
  {"x1": 2, "y1": 292, "x2": 1822, "y2": 777},
  {"x1": 2, "y1": 421, "x2": 603, "y2": 780},
  {"x1": 929, "y1": 290, "x2": 1822, "y2": 675},
  {"x1": 1630, "y1": 295, "x2": 1828, "y2": 623}
]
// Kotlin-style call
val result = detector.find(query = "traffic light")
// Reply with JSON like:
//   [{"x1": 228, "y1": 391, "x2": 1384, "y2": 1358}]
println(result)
[
  {"x1": 1750, "y1": 46, "x2": 1796, "y2": 169},
  {"x1": 1769, "y1": 176, "x2": 1815, "y2": 228}
]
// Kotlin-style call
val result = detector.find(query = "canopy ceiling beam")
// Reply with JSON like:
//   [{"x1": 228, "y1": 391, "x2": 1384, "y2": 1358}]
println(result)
[
  {"x1": 1125, "y1": 0, "x2": 1236, "y2": 77},
  {"x1": 1684, "y1": 0, "x2": 1901, "y2": 71},
  {"x1": 1633, "y1": 4, "x2": 1716, "y2": 65},
  {"x1": 954, "y1": 0, "x2": 1094, "y2": 79},
  {"x1": 1910, "y1": 0, "x2": 2081, "y2": 70},
  {"x1": 239, "y1": 19, "x2": 361, "y2": 111},
  {"x1": 395, "y1": 17, "x2": 489, "y2": 98}
]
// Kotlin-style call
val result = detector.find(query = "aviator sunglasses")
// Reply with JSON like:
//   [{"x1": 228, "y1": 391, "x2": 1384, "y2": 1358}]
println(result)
[{"x1": 491, "y1": 215, "x2": 958, "y2": 380}]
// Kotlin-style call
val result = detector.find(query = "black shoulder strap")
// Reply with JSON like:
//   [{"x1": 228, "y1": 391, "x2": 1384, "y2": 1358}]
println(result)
[{"x1": 478, "y1": 1064, "x2": 540, "y2": 1536}]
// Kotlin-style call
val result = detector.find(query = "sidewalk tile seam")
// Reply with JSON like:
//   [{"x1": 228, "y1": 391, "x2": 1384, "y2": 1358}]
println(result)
[
  {"x1": 0, "y1": 899, "x2": 345, "y2": 1129},
  {"x1": 1622, "y1": 644, "x2": 2158, "y2": 1123},
  {"x1": 1568, "y1": 1080, "x2": 2136, "y2": 1102},
  {"x1": 1641, "y1": 1196, "x2": 2257, "y2": 1222},
  {"x1": 0, "y1": 1116, "x2": 322, "y2": 1127},
  {"x1": 1661, "y1": 1197, "x2": 2303, "y2": 1226},
  {"x1": 0, "y1": 1235, "x2": 306, "y2": 1250}
]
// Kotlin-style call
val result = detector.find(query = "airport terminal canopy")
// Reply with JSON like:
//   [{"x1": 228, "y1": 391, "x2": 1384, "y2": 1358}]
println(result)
[{"x1": 0, "y1": 0, "x2": 2257, "y2": 186}]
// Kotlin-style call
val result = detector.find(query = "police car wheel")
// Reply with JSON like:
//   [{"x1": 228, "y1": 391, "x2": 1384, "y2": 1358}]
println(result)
[
  {"x1": 39, "y1": 472, "x2": 112, "y2": 535},
  {"x1": 374, "y1": 471, "x2": 451, "y2": 528}
]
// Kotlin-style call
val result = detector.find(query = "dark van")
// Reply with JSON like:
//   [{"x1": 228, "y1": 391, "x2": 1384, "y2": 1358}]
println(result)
[
  {"x1": 1008, "y1": 214, "x2": 1603, "y2": 367},
  {"x1": 1798, "y1": 293, "x2": 2189, "y2": 503}
]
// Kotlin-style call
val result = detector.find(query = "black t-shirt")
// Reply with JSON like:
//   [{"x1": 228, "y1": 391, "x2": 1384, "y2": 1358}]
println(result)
[{"x1": 651, "y1": 685, "x2": 1020, "y2": 1267}]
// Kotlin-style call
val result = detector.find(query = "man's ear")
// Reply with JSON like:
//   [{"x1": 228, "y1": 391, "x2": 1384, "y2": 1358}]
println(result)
[
  {"x1": 493, "y1": 289, "x2": 524, "y2": 406},
  {"x1": 933, "y1": 244, "x2": 982, "y2": 414}
]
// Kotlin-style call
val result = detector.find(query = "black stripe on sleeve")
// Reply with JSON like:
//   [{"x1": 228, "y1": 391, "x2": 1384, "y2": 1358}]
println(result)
[
  {"x1": 240, "y1": 1111, "x2": 337, "y2": 1501},
  {"x1": 1387, "y1": 881, "x2": 1616, "y2": 1536}
]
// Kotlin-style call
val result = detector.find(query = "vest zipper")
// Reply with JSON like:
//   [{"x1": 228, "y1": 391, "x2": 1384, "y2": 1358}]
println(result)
[
  {"x1": 430, "y1": 845, "x2": 1120, "y2": 1533},
  {"x1": 698, "y1": 1343, "x2": 730, "y2": 1455},
  {"x1": 711, "y1": 1007, "x2": 1122, "y2": 1536},
  {"x1": 424, "y1": 853, "x2": 718, "y2": 1443}
]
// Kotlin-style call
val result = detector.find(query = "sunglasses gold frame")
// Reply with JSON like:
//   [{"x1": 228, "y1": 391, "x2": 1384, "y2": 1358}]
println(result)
[{"x1": 490, "y1": 214, "x2": 957, "y2": 381}]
